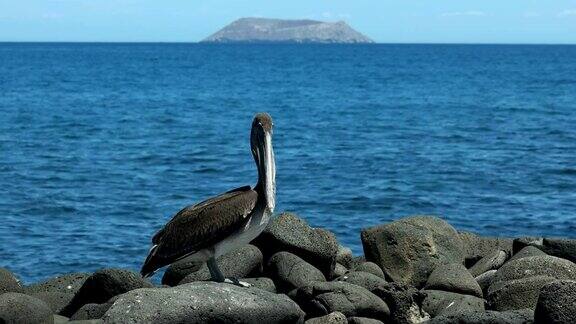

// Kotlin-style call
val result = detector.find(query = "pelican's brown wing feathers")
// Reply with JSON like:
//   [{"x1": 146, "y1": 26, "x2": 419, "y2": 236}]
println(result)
[{"x1": 141, "y1": 186, "x2": 258, "y2": 277}]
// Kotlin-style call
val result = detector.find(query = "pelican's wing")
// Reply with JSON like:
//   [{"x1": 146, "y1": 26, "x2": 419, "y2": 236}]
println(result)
[{"x1": 141, "y1": 186, "x2": 258, "y2": 277}]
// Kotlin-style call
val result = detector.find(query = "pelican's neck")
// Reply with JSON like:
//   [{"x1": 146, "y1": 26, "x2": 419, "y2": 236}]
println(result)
[{"x1": 256, "y1": 132, "x2": 276, "y2": 212}]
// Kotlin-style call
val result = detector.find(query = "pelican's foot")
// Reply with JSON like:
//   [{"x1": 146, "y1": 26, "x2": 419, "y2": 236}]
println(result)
[{"x1": 224, "y1": 277, "x2": 251, "y2": 287}]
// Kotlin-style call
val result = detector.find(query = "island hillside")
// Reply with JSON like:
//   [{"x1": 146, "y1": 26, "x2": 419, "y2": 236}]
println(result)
[{"x1": 201, "y1": 17, "x2": 374, "y2": 44}]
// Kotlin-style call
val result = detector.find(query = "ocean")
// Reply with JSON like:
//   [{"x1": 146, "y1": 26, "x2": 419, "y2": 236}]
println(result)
[{"x1": 1, "y1": 43, "x2": 575, "y2": 283}]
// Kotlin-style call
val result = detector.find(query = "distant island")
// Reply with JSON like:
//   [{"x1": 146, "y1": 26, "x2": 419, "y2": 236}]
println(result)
[{"x1": 201, "y1": 18, "x2": 374, "y2": 44}]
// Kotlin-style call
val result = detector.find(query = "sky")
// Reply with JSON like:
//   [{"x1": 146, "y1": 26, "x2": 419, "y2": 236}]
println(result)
[{"x1": 0, "y1": 0, "x2": 575, "y2": 44}]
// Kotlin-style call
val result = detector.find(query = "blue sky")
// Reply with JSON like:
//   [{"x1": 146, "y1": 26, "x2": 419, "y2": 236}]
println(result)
[{"x1": 0, "y1": 0, "x2": 575, "y2": 43}]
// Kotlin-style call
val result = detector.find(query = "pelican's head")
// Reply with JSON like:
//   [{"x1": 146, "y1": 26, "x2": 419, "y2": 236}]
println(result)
[{"x1": 250, "y1": 113, "x2": 275, "y2": 210}]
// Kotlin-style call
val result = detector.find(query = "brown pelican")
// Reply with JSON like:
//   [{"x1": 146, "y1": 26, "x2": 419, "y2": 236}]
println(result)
[{"x1": 140, "y1": 113, "x2": 275, "y2": 286}]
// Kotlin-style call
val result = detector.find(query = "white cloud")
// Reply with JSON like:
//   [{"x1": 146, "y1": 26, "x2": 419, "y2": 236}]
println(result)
[
  {"x1": 558, "y1": 9, "x2": 576, "y2": 17},
  {"x1": 440, "y1": 11, "x2": 486, "y2": 17}
]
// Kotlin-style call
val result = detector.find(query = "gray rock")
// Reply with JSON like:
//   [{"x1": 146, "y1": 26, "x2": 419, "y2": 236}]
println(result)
[
  {"x1": 424, "y1": 263, "x2": 483, "y2": 298},
  {"x1": 354, "y1": 262, "x2": 385, "y2": 279},
  {"x1": 305, "y1": 312, "x2": 347, "y2": 324},
  {"x1": 103, "y1": 282, "x2": 305, "y2": 323},
  {"x1": 509, "y1": 246, "x2": 547, "y2": 262},
  {"x1": 253, "y1": 212, "x2": 339, "y2": 279},
  {"x1": 459, "y1": 232, "x2": 513, "y2": 267},
  {"x1": 0, "y1": 268, "x2": 22, "y2": 294},
  {"x1": 361, "y1": 216, "x2": 465, "y2": 287},
  {"x1": 475, "y1": 270, "x2": 497, "y2": 293},
  {"x1": 350, "y1": 256, "x2": 367, "y2": 270},
  {"x1": 160, "y1": 259, "x2": 202, "y2": 287},
  {"x1": 337, "y1": 246, "x2": 353, "y2": 269},
  {"x1": 70, "y1": 299, "x2": 116, "y2": 321},
  {"x1": 202, "y1": 18, "x2": 374, "y2": 44},
  {"x1": 513, "y1": 237, "x2": 543, "y2": 254},
  {"x1": 31, "y1": 292, "x2": 74, "y2": 314},
  {"x1": 421, "y1": 290, "x2": 484, "y2": 318},
  {"x1": 61, "y1": 268, "x2": 153, "y2": 317},
  {"x1": 469, "y1": 250, "x2": 508, "y2": 277},
  {"x1": 53, "y1": 314, "x2": 69, "y2": 324},
  {"x1": 177, "y1": 244, "x2": 263, "y2": 285},
  {"x1": 428, "y1": 309, "x2": 534, "y2": 324},
  {"x1": 0, "y1": 292, "x2": 53, "y2": 324},
  {"x1": 241, "y1": 277, "x2": 276, "y2": 293},
  {"x1": 542, "y1": 238, "x2": 576, "y2": 263},
  {"x1": 372, "y1": 282, "x2": 429, "y2": 324},
  {"x1": 336, "y1": 271, "x2": 387, "y2": 293},
  {"x1": 348, "y1": 317, "x2": 385, "y2": 324},
  {"x1": 289, "y1": 281, "x2": 389, "y2": 320},
  {"x1": 488, "y1": 275, "x2": 557, "y2": 311},
  {"x1": 26, "y1": 273, "x2": 90, "y2": 295},
  {"x1": 334, "y1": 263, "x2": 348, "y2": 278},
  {"x1": 69, "y1": 320, "x2": 104, "y2": 324},
  {"x1": 491, "y1": 255, "x2": 576, "y2": 284},
  {"x1": 267, "y1": 251, "x2": 326, "y2": 292},
  {"x1": 534, "y1": 280, "x2": 576, "y2": 324}
]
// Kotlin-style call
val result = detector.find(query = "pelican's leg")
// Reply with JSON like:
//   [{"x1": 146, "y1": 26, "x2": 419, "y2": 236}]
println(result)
[{"x1": 207, "y1": 257, "x2": 225, "y2": 283}]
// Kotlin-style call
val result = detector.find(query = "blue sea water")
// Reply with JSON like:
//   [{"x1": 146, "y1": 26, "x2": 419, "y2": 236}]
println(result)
[{"x1": 1, "y1": 43, "x2": 575, "y2": 283}]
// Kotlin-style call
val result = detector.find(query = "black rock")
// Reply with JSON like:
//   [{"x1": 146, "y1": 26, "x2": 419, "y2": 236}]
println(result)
[
  {"x1": 70, "y1": 297, "x2": 118, "y2": 321},
  {"x1": 61, "y1": 268, "x2": 153, "y2": 317},
  {"x1": 534, "y1": 280, "x2": 576, "y2": 324},
  {"x1": 513, "y1": 237, "x2": 543, "y2": 254},
  {"x1": 336, "y1": 271, "x2": 386, "y2": 293},
  {"x1": 267, "y1": 251, "x2": 326, "y2": 292},
  {"x1": 25, "y1": 273, "x2": 90, "y2": 295},
  {"x1": 421, "y1": 290, "x2": 484, "y2": 318},
  {"x1": 492, "y1": 255, "x2": 576, "y2": 283},
  {"x1": 253, "y1": 212, "x2": 339, "y2": 279},
  {"x1": 177, "y1": 244, "x2": 263, "y2": 285},
  {"x1": 160, "y1": 259, "x2": 202, "y2": 287},
  {"x1": 241, "y1": 277, "x2": 276, "y2": 293},
  {"x1": 31, "y1": 292, "x2": 74, "y2": 314},
  {"x1": 361, "y1": 216, "x2": 465, "y2": 287},
  {"x1": 424, "y1": 263, "x2": 483, "y2": 298},
  {"x1": 488, "y1": 275, "x2": 557, "y2": 311},
  {"x1": 0, "y1": 292, "x2": 53, "y2": 324},
  {"x1": 348, "y1": 317, "x2": 385, "y2": 324},
  {"x1": 289, "y1": 281, "x2": 390, "y2": 321},
  {"x1": 541, "y1": 238, "x2": 576, "y2": 263},
  {"x1": 336, "y1": 246, "x2": 353, "y2": 269},
  {"x1": 102, "y1": 282, "x2": 305, "y2": 323},
  {"x1": 428, "y1": 309, "x2": 534, "y2": 324},
  {"x1": 459, "y1": 232, "x2": 513, "y2": 267},
  {"x1": 372, "y1": 282, "x2": 429, "y2": 324},
  {"x1": 475, "y1": 270, "x2": 497, "y2": 294},
  {"x1": 354, "y1": 262, "x2": 385, "y2": 279},
  {"x1": 509, "y1": 246, "x2": 547, "y2": 262},
  {"x1": 0, "y1": 268, "x2": 22, "y2": 294},
  {"x1": 469, "y1": 250, "x2": 508, "y2": 277},
  {"x1": 305, "y1": 312, "x2": 347, "y2": 324}
]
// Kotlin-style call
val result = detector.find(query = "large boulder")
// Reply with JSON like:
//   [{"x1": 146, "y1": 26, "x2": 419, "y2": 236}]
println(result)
[
  {"x1": 336, "y1": 271, "x2": 387, "y2": 293},
  {"x1": 31, "y1": 292, "x2": 74, "y2": 314},
  {"x1": 509, "y1": 246, "x2": 547, "y2": 262},
  {"x1": 0, "y1": 268, "x2": 22, "y2": 294},
  {"x1": 354, "y1": 262, "x2": 385, "y2": 279},
  {"x1": 371, "y1": 282, "x2": 429, "y2": 324},
  {"x1": 534, "y1": 280, "x2": 576, "y2": 324},
  {"x1": 541, "y1": 238, "x2": 576, "y2": 263},
  {"x1": 266, "y1": 252, "x2": 325, "y2": 292},
  {"x1": 289, "y1": 281, "x2": 390, "y2": 321},
  {"x1": 474, "y1": 270, "x2": 497, "y2": 293},
  {"x1": 61, "y1": 268, "x2": 153, "y2": 317},
  {"x1": 348, "y1": 317, "x2": 385, "y2": 324},
  {"x1": 70, "y1": 297, "x2": 119, "y2": 321},
  {"x1": 177, "y1": 244, "x2": 263, "y2": 285},
  {"x1": 427, "y1": 309, "x2": 534, "y2": 324},
  {"x1": 468, "y1": 250, "x2": 508, "y2": 277},
  {"x1": 253, "y1": 212, "x2": 339, "y2": 278},
  {"x1": 25, "y1": 273, "x2": 90, "y2": 295},
  {"x1": 102, "y1": 282, "x2": 305, "y2": 323},
  {"x1": 421, "y1": 290, "x2": 484, "y2": 318},
  {"x1": 487, "y1": 255, "x2": 576, "y2": 311},
  {"x1": 241, "y1": 277, "x2": 276, "y2": 293},
  {"x1": 0, "y1": 292, "x2": 53, "y2": 324},
  {"x1": 361, "y1": 216, "x2": 465, "y2": 287},
  {"x1": 424, "y1": 263, "x2": 482, "y2": 298},
  {"x1": 458, "y1": 232, "x2": 513, "y2": 267},
  {"x1": 336, "y1": 246, "x2": 353, "y2": 269}
]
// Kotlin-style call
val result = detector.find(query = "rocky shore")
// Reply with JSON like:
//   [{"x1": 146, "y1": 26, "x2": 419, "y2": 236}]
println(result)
[{"x1": 1, "y1": 213, "x2": 575, "y2": 323}]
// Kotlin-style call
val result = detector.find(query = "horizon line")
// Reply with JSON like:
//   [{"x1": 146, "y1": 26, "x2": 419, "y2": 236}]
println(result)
[{"x1": 1, "y1": 41, "x2": 575, "y2": 46}]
